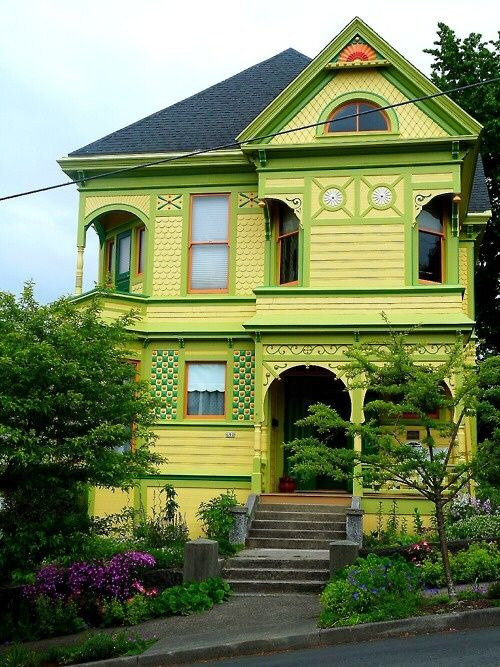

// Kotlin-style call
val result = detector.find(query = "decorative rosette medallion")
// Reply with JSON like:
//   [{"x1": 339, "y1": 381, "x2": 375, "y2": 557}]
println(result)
[
  {"x1": 371, "y1": 186, "x2": 393, "y2": 208},
  {"x1": 322, "y1": 187, "x2": 344, "y2": 209}
]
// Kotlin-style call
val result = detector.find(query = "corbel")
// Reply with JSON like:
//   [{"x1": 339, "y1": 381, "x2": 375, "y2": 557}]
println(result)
[
  {"x1": 255, "y1": 331, "x2": 262, "y2": 343},
  {"x1": 258, "y1": 149, "x2": 267, "y2": 167},
  {"x1": 451, "y1": 141, "x2": 460, "y2": 160},
  {"x1": 259, "y1": 199, "x2": 271, "y2": 240},
  {"x1": 141, "y1": 337, "x2": 151, "y2": 349},
  {"x1": 177, "y1": 337, "x2": 185, "y2": 349},
  {"x1": 227, "y1": 337, "x2": 234, "y2": 349},
  {"x1": 77, "y1": 170, "x2": 86, "y2": 187}
]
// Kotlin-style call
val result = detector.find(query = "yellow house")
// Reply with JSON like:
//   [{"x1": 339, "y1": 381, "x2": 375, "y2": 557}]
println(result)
[{"x1": 59, "y1": 18, "x2": 491, "y2": 537}]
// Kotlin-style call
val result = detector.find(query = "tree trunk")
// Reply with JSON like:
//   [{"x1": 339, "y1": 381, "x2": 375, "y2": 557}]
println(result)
[{"x1": 435, "y1": 497, "x2": 456, "y2": 600}]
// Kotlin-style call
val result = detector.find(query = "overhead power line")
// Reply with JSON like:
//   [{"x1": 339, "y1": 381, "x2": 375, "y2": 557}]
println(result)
[{"x1": 1, "y1": 76, "x2": 499, "y2": 203}]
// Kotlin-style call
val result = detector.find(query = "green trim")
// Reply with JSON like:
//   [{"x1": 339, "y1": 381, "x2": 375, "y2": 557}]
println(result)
[
  {"x1": 139, "y1": 474, "x2": 251, "y2": 482},
  {"x1": 71, "y1": 289, "x2": 255, "y2": 304},
  {"x1": 253, "y1": 285, "x2": 464, "y2": 296},
  {"x1": 153, "y1": 420, "x2": 254, "y2": 429}
]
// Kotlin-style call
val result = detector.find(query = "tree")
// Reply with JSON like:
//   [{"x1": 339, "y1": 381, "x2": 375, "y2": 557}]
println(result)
[
  {"x1": 0, "y1": 284, "x2": 161, "y2": 574},
  {"x1": 425, "y1": 25, "x2": 500, "y2": 356},
  {"x1": 286, "y1": 329, "x2": 480, "y2": 598},
  {"x1": 475, "y1": 356, "x2": 500, "y2": 504}
]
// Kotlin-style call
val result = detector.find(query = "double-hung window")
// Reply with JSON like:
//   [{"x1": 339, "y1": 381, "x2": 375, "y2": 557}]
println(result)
[
  {"x1": 186, "y1": 362, "x2": 226, "y2": 417},
  {"x1": 277, "y1": 205, "x2": 299, "y2": 285},
  {"x1": 189, "y1": 194, "x2": 229, "y2": 292},
  {"x1": 418, "y1": 197, "x2": 446, "y2": 283}
]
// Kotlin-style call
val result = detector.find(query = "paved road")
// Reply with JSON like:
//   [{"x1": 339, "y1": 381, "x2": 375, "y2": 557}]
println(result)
[{"x1": 202, "y1": 627, "x2": 500, "y2": 666}]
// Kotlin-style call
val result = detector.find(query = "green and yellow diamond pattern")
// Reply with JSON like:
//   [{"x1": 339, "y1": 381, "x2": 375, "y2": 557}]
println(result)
[
  {"x1": 232, "y1": 350, "x2": 255, "y2": 421},
  {"x1": 150, "y1": 349, "x2": 179, "y2": 420}
]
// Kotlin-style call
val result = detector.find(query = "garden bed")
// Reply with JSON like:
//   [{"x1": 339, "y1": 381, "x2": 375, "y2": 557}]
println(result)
[{"x1": 360, "y1": 536, "x2": 500, "y2": 558}]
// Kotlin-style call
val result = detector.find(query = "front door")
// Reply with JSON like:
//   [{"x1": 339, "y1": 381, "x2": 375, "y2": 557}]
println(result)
[
  {"x1": 282, "y1": 370, "x2": 350, "y2": 491},
  {"x1": 115, "y1": 231, "x2": 131, "y2": 293}
]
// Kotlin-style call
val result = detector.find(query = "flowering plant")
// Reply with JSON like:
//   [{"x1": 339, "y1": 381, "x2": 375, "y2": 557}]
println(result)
[
  {"x1": 448, "y1": 493, "x2": 493, "y2": 522},
  {"x1": 407, "y1": 540, "x2": 433, "y2": 566},
  {"x1": 24, "y1": 551, "x2": 156, "y2": 603},
  {"x1": 320, "y1": 554, "x2": 420, "y2": 627}
]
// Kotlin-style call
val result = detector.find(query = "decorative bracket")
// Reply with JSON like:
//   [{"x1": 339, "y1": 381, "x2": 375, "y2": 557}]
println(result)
[
  {"x1": 258, "y1": 149, "x2": 267, "y2": 167},
  {"x1": 141, "y1": 337, "x2": 151, "y2": 349},
  {"x1": 452, "y1": 195, "x2": 461, "y2": 237},
  {"x1": 259, "y1": 200, "x2": 272, "y2": 240},
  {"x1": 227, "y1": 337, "x2": 234, "y2": 349},
  {"x1": 177, "y1": 337, "x2": 185, "y2": 349},
  {"x1": 451, "y1": 141, "x2": 460, "y2": 160},
  {"x1": 77, "y1": 170, "x2": 86, "y2": 187}
]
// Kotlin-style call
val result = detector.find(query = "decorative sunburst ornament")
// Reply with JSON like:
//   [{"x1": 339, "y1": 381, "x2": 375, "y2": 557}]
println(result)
[
  {"x1": 371, "y1": 186, "x2": 393, "y2": 207},
  {"x1": 338, "y1": 42, "x2": 377, "y2": 63},
  {"x1": 322, "y1": 188, "x2": 344, "y2": 208}
]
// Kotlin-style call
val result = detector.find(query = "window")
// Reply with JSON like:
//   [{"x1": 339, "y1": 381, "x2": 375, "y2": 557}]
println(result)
[
  {"x1": 136, "y1": 226, "x2": 145, "y2": 275},
  {"x1": 326, "y1": 101, "x2": 389, "y2": 134},
  {"x1": 189, "y1": 195, "x2": 229, "y2": 292},
  {"x1": 418, "y1": 197, "x2": 447, "y2": 283},
  {"x1": 186, "y1": 362, "x2": 226, "y2": 417},
  {"x1": 277, "y1": 204, "x2": 299, "y2": 285}
]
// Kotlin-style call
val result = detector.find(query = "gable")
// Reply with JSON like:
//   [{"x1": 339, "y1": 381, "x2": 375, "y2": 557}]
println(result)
[
  {"x1": 238, "y1": 18, "x2": 482, "y2": 145},
  {"x1": 269, "y1": 68, "x2": 449, "y2": 145}
]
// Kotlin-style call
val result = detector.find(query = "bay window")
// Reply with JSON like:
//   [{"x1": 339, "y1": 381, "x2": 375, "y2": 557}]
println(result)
[
  {"x1": 186, "y1": 362, "x2": 226, "y2": 417},
  {"x1": 189, "y1": 194, "x2": 229, "y2": 292}
]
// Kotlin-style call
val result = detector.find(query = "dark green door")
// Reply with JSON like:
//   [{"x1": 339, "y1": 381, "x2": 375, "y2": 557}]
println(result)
[
  {"x1": 283, "y1": 372, "x2": 350, "y2": 491},
  {"x1": 115, "y1": 232, "x2": 131, "y2": 293}
]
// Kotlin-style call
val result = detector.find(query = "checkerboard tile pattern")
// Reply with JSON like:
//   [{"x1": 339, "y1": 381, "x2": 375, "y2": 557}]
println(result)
[
  {"x1": 150, "y1": 349, "x2": 179, "y2": 420},
  {"x1": 232, "y1": 350, "x2": 255, "y2": 421}
]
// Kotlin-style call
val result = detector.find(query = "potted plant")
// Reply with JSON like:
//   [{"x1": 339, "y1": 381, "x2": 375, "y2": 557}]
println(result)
[{"x1": 279, "y1": 476, "x2": 296, "y2": 493}]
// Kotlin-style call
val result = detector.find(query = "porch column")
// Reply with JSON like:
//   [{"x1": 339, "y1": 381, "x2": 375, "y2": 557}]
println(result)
[
  {"x1": 350, "y1": 387, "x2": 364, "y2": 497},
  {"x1": 251, "y1": 422, "x2": 262, "y2": 493},
  {"x1": 75, "y1": 245, "x2": 85, "y2": 295}
]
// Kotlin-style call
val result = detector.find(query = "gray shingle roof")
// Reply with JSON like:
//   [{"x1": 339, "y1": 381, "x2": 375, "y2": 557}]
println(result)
[
  {"x1": 69, "y1": 49, "x2": 311, "y2": 156},
  {"x1": 469, "y1": 155, "x2": 491, "y2": 213}
]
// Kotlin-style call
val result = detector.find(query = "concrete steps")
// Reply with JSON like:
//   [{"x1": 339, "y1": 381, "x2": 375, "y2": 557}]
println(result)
[{"x1": 222, "y1": 500, "x2": 348, "y2": 593}]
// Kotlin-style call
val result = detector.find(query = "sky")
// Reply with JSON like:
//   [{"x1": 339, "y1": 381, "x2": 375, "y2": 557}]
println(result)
[{"x1": 0, "y1": 0, "x2": 498, "y2": 303}]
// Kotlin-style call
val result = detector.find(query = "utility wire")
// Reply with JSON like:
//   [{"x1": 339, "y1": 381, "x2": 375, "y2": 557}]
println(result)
[{"x1": 1, "y1": 76, "x2": 499, "y2": 203}]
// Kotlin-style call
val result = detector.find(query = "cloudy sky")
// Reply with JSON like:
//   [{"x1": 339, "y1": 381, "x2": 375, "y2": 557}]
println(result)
[{"x1": 0, "y1": 0, "x2": 497, "y2": 302}]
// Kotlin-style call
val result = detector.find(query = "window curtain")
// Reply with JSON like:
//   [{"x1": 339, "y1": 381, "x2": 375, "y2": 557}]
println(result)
[
  {"x1": 190, "y1": 195, "x2": 229, "y2": 290},
  {"x1": 187, "y1": 363, "x2": 225, "y2": 415}
]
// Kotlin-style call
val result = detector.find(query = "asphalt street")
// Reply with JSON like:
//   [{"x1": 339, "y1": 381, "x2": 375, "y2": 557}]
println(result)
[{"x1": 200, "y1": 626, "x2": 500, "y2": 666}]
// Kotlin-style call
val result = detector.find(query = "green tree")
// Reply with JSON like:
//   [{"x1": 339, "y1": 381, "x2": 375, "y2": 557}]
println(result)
[
  {"x1": 0, "y1": 285, "x2": 161, "y2": 574},
  {"x1": 475, "y1": 356, "x2": 500, "y2": 504},
  {"x1": 287, "y1": 329, "x2": 480, "y2": 598},
  {"x1": 425, "y1": 24, "x2": 500, "y2": 355}
]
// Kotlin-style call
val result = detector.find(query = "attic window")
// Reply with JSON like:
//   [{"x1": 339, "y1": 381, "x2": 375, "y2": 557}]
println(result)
[{"x1": 326, "y1": 101, "x2": 389, "y2": 133}]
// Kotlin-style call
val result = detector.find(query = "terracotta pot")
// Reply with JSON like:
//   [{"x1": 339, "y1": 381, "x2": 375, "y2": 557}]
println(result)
[{"x1": 279, "y1": 476, "x2": 296, "y2": 493}]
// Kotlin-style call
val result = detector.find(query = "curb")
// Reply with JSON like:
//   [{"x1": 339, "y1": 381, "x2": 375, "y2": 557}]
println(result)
[{"x1": 78, "y1": 606, "x2": 500, "y2": 667}]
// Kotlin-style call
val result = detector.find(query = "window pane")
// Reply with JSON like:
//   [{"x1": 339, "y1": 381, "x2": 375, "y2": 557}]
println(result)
[
  {"x1": 417, "y1": 199, "x2": 443, "y2": 233},
  {"x1": 187, "y1": 363, "x2": 225, "y2": 416},
  {"x1": 190, "y1": 244, "x2": 228, "y2": 289},
  {"x1": 419, "y1": 231, "x2": 442, "y2": 282},
  {"x1": 279, "y1": 208, "x2": 299, "y2": 235},
  {"x1": 192, "y1": 195, "x2": 229, "y2": 242},
  {"x1": 358, "y1": 104, "x2": 388, "y2": 131},
  {"x1": 117, "y1": 235, "x2": 131, "y2": 274},
  {"x1": 280, "y1": 233, "x2": 299, "y2": 284},
  {"x1": 328, "y1": 103, "x2": 357, "y2": 132}
]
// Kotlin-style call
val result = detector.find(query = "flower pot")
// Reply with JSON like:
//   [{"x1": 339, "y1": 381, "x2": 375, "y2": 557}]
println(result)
[{"x1": 279, "y1": 476, "x2": 296, "y2": 493}]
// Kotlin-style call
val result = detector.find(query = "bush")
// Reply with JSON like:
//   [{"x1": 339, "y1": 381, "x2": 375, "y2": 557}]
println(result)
[
  {"x1": 147, "y1": 545, "x2": 184, "y2": 569},
  {"x1": 0, "y1": 597, "x2": 87, "y2": 643},
  {"x1": 420, "y1": 543, "x2": 500, "y2": 587},
  {"x1": 1, "y1": 631, "x2": 153, "y2": 667},
  {"x1": 102, "y1": 577, "x2": 232, "y2": 626},
  {"x1": 197, "y1": 491, "x2": 239, "y2": 555},
  {"x1": 448, "y1": 493, "x2": 494, "y2": 522},
  {"x1": 319, "y1": 554, "x2": 420, "y2": 627},
  {"x1": 487, "y1": 581, "x2": 500, "y2": 599},
  {"x1": 446, "y1": 515, "x2": 500, "y2": 540}
]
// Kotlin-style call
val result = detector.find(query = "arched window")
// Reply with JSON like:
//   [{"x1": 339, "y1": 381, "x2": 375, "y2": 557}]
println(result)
[
  {"x1": 326, "y1": 100, "x2": 389, "y2": 134},
  {"x1": 275, "y1": 202, "x2": 299, "y2": 285},
  {"x1": 417, "y1": 196, "x2": 448, "y2": 283}
]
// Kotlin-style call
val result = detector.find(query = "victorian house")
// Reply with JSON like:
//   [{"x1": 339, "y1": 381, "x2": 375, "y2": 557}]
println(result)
[{"x1": 59, "y1": 18, "x2": 491, "y2": 535}]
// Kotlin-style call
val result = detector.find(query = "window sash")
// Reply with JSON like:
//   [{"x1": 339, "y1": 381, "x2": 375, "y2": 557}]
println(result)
[
  {"x1": 418, "y1": 229, "x2": 443, "y2": 283},
  {"x1": 189, "y1": 195, "x2": 229, "y2": 292},
  {"x1": 327, "y1": 101, "x2": 389, "y2": 133},
  {"x1": 279, "y1": 232, "x2": 299, "y2": 285},
  {"x1": 186, "y1": 362, "x2": 226, "y2": 417}
]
